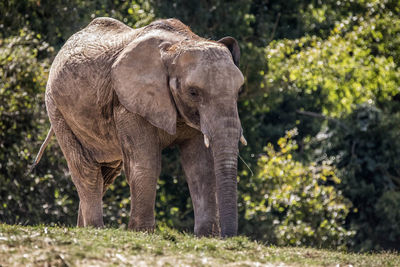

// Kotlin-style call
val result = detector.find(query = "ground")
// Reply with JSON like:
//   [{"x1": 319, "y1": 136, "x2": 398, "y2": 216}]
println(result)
[{"x1": 0, "y1": 224, "x2": 398, "y2": 266}]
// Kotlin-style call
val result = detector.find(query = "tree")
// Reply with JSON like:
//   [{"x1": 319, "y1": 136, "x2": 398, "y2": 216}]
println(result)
[
  {"x1": 242, "y1": 129, "x2": 353, "y2": 249},
  {"x1": 0, "y1": 30, "x2": 77, "y2": 225}
]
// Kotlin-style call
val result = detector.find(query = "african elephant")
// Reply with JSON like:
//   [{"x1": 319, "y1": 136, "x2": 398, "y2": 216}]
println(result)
[{"x1": 33, "y1": 17, "x2": 246, "y2": 237}]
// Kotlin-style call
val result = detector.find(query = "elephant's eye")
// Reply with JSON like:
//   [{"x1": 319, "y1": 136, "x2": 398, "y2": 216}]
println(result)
[{"x1": 188, "y1": 87, "x2": 201, "y2": 101}]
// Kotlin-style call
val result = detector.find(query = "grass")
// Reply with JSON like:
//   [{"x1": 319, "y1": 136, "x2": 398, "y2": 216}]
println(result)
[{"x1": 0, "y1": 224, "x2": 399, "y2": 266}]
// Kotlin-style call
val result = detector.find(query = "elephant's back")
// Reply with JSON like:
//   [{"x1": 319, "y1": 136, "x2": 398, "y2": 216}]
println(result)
[
  {"x1": 46, "y1": 18, "x2": 137, "y2": 101},
  {"x1": 50, "y1": 17, "x2": 136, "y2": 75},
  {"x1": 61, "y1": 17, "x2": 136, "y2": 60}
]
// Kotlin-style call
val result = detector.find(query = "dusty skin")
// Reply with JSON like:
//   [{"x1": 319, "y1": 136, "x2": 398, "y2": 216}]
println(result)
[{"x1": 39, "y1": 17, "x2": 245, "y2": 237}]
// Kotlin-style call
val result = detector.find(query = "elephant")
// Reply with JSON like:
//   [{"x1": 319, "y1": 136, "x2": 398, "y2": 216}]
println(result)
[{"x1": 32, "y1": 17, "x2": 246, "y2": 237}]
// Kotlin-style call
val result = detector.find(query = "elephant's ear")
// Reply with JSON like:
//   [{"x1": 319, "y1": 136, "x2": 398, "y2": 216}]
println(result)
[
  {"x1": 111, "y1": 36, "x2": 177, "y2": 135},
  {"x1": 218, "y1": 36, "x2": 240, "y2": 67}
]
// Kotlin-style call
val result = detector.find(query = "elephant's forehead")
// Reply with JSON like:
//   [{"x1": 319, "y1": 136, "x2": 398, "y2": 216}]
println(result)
[{"x1": 185, "y1": 60, "x2": 244, "y2": 93}]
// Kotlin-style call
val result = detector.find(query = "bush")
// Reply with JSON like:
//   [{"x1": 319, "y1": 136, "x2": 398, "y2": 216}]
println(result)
[
  {"x1": 0, "y1": 30, "x2": 78, "y2": 225},
  {"x1": 327, "y1": 104, "x2": 400, "y2": 251},
  {"x1": 241, "y1": 129, "x2": 353, "y2": 249},
  {"x1": 259, "y1": 4, "x2": 400, "y2": 250},
  {"x1": 375, "y1": 191, "x2": 400, "y2": 249}
]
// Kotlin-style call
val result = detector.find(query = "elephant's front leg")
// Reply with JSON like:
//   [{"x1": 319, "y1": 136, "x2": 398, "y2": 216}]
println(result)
[
  {"x1": 179, "y1": 133, "x2": 220, "y2": 236},
  {"x1": 115, "y1": 111, "x2": 161, "y2": 231}
]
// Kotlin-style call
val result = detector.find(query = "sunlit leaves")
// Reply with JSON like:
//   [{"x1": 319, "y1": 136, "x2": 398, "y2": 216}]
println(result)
[
  {"x1": 242, "y1": 129, "x2": 353, "y2": 248},
  {"x1": 265, "y1": 15, "x2": 400, "y2": 117}
]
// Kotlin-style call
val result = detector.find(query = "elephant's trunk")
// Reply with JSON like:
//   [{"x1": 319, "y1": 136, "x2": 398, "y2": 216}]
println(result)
[
  {"x1": 211, "y1": 126, "x2": 240, "y2": 237},
  {"x1": 200, "y1": 100, "x2": 241, "y2": 237}
]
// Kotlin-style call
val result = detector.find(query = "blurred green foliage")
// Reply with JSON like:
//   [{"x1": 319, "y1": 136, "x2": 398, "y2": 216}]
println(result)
[
  {"x1": 242, "y1": 129, "x2": 353, "y2": 249},
  {"x1": 259, "y1": 1, "x2": 400, "y2": 250},
  {"x1": 326, "y1": 105, "x2": 400, "y2": 251},
  {"x1": 1, "y1": 0, "x2": 399, "y2": 251},
  {"x1": 0, "y1": 30, "x2": 76, "y2": 224},
  {"x1": 0, "y1": 0, "x2": 154, "y2": 48}
]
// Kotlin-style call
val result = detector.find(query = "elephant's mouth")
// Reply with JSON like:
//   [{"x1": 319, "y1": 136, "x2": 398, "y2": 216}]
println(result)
[{"x1": 173, "y1": 96, "x2": 201, "y2": 132}]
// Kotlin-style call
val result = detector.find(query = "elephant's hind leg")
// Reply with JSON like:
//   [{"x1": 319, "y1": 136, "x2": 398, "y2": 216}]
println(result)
[
  {"x1": 47, "y1": 98, "x2": 104, "y2": 228},
  {"x1": 77, "y1": 162, "x2": 122, "y2": 227}
]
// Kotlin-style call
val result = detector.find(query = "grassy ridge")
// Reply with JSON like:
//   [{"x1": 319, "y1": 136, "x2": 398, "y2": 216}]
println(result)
[{"x1": 0, "y1": 224, "x2": 398, "y2": 266}]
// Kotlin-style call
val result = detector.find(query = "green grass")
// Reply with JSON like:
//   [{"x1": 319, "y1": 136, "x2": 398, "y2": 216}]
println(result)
[{"x1": 0, "y1": 224, "x2": 398, "y2": 266}]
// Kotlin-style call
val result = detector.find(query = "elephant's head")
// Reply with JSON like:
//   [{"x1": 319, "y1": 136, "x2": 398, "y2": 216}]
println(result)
[{"x1": 111, "y1": 32, "x2": 245, "y2": 237}]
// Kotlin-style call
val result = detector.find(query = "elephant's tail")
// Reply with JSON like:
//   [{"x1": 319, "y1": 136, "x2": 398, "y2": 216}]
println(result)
[{"x1": 28, "y1": 127, "x2": 54, "y2": 173}]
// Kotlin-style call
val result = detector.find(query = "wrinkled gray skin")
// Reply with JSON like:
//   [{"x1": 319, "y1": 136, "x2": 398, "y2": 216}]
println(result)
[{"x1": 45, "y1": 17, "x2": 244, "y2": 237}]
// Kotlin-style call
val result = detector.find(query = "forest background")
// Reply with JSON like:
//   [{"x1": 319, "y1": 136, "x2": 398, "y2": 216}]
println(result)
[{"x1": 1, "y1": 0, "x2": 399, "y2": 252}]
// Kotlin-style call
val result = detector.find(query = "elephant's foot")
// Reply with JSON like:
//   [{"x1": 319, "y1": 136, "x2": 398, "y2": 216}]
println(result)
[
  {"x1": 80, "y1": 216, "x2": 104, "y2": 228},
  {"x1": 194, "y1": 219, "x2": 220, "y2": 237},
  {"x1": 76, "y1": 216, "x2": 104, "y2": 228},
  {"x1": 128, "y1": 221, "x2": 155, "y2": 233},
  {"x1": 77, "y1": 197, "x2": 104, "y2": 228}
]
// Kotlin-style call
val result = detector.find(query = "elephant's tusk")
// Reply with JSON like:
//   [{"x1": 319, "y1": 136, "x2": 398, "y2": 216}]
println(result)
[
  {"x1": 204, "y1": 134, "x2": 210, "y2": 148},
  {"x1": 240, "y1": 134, "x2": 247, "y2": 146}
]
